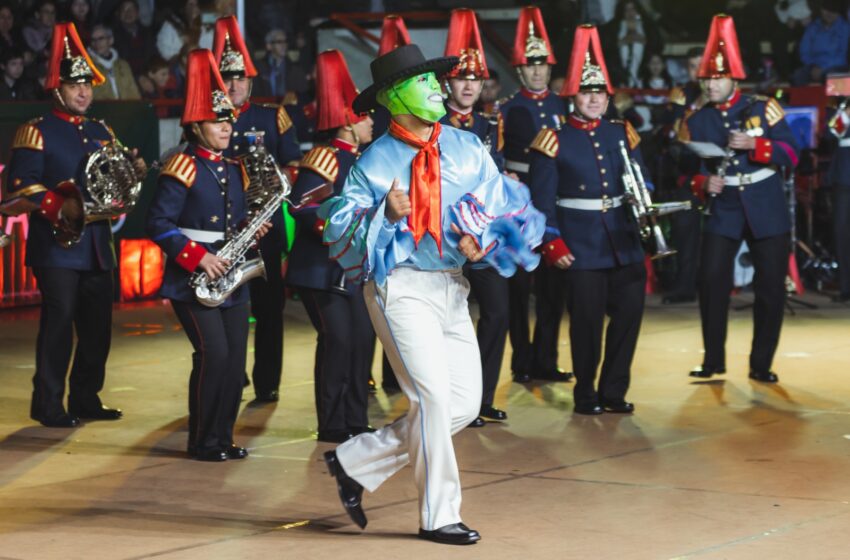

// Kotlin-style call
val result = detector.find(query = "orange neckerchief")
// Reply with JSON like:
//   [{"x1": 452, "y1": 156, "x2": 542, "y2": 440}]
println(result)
[{"x1": 389, "y1": 119, "x2": 443, "y2": 255}]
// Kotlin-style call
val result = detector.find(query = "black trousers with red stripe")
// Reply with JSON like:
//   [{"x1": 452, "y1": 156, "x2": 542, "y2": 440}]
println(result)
[
  {"x1": 31, "y1": 267, "x2": 113, "y2": 421},
  {"x1": 299, "y1": 287, "x2": 372, "y2": 432},
  {"x1": 171, "y1": 300, "x2": 249, "y2": 452}
]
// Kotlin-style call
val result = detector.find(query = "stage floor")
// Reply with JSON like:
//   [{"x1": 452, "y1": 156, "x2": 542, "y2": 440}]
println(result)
[{"x1": 1, "y1": 294, "x2": 849, "y2": 559}]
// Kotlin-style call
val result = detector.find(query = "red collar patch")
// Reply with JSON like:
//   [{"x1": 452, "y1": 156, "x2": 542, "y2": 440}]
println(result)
[
  {"x1": 567, "y1": 114, "x2": 601, "y2": 131},
  {"x1": 716, "y1": 89, "x2": 742, "y2": 111},
  {"x1": 520, "y1": 87, "x2": 550, "y2": 101},
  {"x1": 52, "y1": 108, "x2": 85, "y2": 125},
  {"x1": 194, "y1": 145, "x2": 223, "y2": 162},
  {"x1": 331, "y1": 137, "x2": 358, "y2": 154}
]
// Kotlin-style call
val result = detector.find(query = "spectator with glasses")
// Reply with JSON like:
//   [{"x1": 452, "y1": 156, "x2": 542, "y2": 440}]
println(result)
[
  {"x1": 88, "y1": 24, "x2": 140, "y2": 100},
  {"x1": 254, "y1": 28, "x2": 288, "y2": 98}
]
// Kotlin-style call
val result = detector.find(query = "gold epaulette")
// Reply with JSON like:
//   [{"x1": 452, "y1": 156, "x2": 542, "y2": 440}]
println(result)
[
  {"x1": 677, "y1": 115, "x2": 692, "y2": 143},
  {"x1": 613, "y1": 119, "x2": 641, "y2": 150},
  {"x1": 160, "y1": 153, "x2": 196, "y2": 188},
  {"x1": 530, "y1": 128, "x2": 558, "y2": 158},
  {"x1": 668, "y1": 86, "x2": 686, "y2": 106},
  {"x1": 11, "y1": 123, "x2": 44, "y2": 151},
  {"x1": 300, "y1": 146, "x2": 339, "y2": 182},
  {"x1": 765, "y1": 98, "x2": 785, "y2": 127},
  {"x1": 239, "y1": 160, "x2": 250, "y2": 191},
  {"x1": 625, "y1": 120, "x2": 641, "y2": 150},
  {"x1": 277, "y1": 105, "x2": 293, "y2": 134},
  {"x1": 496, "y1": 111, "x2": 504, "y2": 152},
  {"x1": 282, "y1": 91, "x2": 298, "y2": 106}
]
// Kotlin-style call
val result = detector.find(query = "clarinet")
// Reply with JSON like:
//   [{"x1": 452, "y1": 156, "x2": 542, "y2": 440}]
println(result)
[{"x1": 703, "y1": 98, "x2": 756, "y2": 217}]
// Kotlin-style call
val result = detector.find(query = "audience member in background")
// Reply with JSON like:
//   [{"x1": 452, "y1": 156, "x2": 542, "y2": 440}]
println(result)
[
  {"x1": 138, "y1": 56, "x2": 180, "y2": 118},
  {"x1": 253, "y1": 28, "x2": 287, "y2": 98},
  {"x1": 284, "y1": 29, "x2": 314, "y2": 96},
  {"x1": 617, "y1": 1, "x2": 647, "y2": 87},
  {"x1": 66, "y1": 0, "x2": 93, "y2": 45},
  {"x1": 640, "y1": 52, "x2": 672, "y2": 113},
  {"x1": 0, "y1": 47, "x2": 39, "y2": 100},
  {"x1": 157, "y1": 0, "x2": 201, "y2": 62},
  {"x1": 89, "y1": 24, "x2": 140, "y2": 100},
  {"x1": 112, "y1": 0, "x2": 154, "y2": 78},
  {"x1": 0, "y1": 4, "x2": 30, "y2": 60},
  {"x1": 772, "y1": 0, "x2": 811, "y2": 81},
  {"x1": 794, "y1": 0, "x2": 850, "y2": 85},
  {"x1": 476, "y1": 68, "x2": 501, "y2": 114},
  {"x1": 23, "y1": 0, "x2": 56, "y2": 55}
]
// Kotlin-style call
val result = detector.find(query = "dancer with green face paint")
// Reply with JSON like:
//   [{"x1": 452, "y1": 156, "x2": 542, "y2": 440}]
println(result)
[{"x1": 319, "y1": 45, "x2": 545, "y2": 545}]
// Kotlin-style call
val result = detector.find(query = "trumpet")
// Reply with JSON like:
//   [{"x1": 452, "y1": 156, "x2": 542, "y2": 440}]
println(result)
[{"x1": 619, "y1": 140, "x2": 680, "y2": 260}]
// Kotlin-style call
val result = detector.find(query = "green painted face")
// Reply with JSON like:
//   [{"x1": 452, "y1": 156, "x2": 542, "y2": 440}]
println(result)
[{"x1": 377, "y1": 71, "x2": 446, "y2": 123}]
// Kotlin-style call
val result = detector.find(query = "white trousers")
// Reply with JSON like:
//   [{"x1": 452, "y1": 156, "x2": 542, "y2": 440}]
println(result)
[{"x1": 335, "y1": 268, "x2": 483, "y2": 530}]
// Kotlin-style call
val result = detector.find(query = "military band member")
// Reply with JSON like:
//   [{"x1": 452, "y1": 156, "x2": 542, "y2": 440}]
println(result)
[
  {"x1": 440, "y1": 8, "x2": 509, "y2": 427},
  {"x1": 6, "y1": 23, "x2": 144, "y2": 427},
  {"x1": 500, "y1": 6, "x2": 570, "y2": 383},
  {"x1": 213, "y1": 16, "x2": 303, "y2": 402},
  {"x1": 680, "y1": 15, "x2": 799, "y2": 383},
  {"x1": 146, "y1": 50, "x2": 270, "y2": 461},
  {"x1": 529, "y1": 25, "x2": 647, "y2": 415},
  {"x1": 287, "y1": 49, "x2": 375, "y2": 443}
]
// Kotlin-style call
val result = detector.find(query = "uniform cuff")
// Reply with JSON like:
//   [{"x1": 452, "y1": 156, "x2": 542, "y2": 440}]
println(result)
[
  {"x1": 541, "y1": 238, "x2": 571, "y2": 266},
  {"x1": 38, "y1": 190, "x2": 65, "y2": 225},
  {"x1": 690, "y1": 175, "x2": 707, "y2": 203},
  {"x1": 174, "y1": 240, "x2": 207, "y2": 272},
  {"x1": 750, "y1": 138, "x2": 773, "y2": 164},
  {"x1": 312, "y1": 216, "x2": 326, "y2": 236}
]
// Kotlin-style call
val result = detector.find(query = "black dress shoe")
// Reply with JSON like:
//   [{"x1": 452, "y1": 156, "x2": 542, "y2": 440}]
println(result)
[
  {"x1": 574, "y1": 403, "x2": 604, "y2": 415},
  {"x1": 188, "y1": 447, "x2": 228, "y2": 462},
  {"x1": 512, "y1": 371, "x2": 532, "y2": 383},
  {"x1": 689, "y1": 365, "x2": 726, "y2": 378},
  {"x1": 35, "y1": 413, "x2": 80, "y2": 428},
  {"x1": 324, "y1": 450, "x2": 367, "y2": 529},
  {"x1": 69, "y1": 405, "x2": 123, "y2": 420},
  {"x1": 317, "y1": 430, "x2": 354, "y2": 443},
  {"x1": 601, "y1": 400, "x2": 635, "y2": 413},
  {"x1": 418, "y1": 522, "x2": 480, "y2": 545},
  {"x1": 225, "y1": 445, "x2": 249, "y2": 459},
  {"x1": 479, "y1": 405, "x2": 507, "y2": 421},
  {"x1": 254, "y1": 390, "x2": 279, "y2": 403},
  {"x1": 532, "y1": 369, "x2": 574, "y2": 382},
  {"x1": 367, "y1": 377, "x2": 377, "y2": 394},
  {"x1": 749, "y1": 370, "x2": 779, "y2": 383},
  {"x1": 662, "y1": 294, "x2": 696, "y2": 304},
  {"x1": 350, "y1": 426, "x2": 377, "y2": 436},
  {"x1": 467, "y1": 416, "x2": 485, "y2": 428}
]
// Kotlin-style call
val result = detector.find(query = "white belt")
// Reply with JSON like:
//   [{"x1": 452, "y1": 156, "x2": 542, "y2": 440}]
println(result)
[
  {"x1": 179, "y1": 228, "x2": 225, "y2": 243},
  {"x1": 299, "y1": 142, "x2": 314, "y2": 151},
  {"x1": 505, "y1": 160, "x2": 530, "y2": 173},
  {"x1": 557, "y1": 196, "x2": 624, "y2": 211},
  {"x1": 840, "y1": 138, "x2": 850, "y2": 147},
  {"x1": 724, "y1": 168, "x2": 775, "y2": 186}
]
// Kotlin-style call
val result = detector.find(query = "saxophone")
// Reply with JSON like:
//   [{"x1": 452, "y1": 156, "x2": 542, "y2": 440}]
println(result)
[{"x1": 189, "y1": 149, "x2": 292, "y2": 308}]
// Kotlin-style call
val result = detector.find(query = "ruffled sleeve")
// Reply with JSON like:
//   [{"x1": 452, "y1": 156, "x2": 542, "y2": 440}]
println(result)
[
  {"x1": 445, "y1": 142, "x2": 544, "y2": 277},
  {"x1": 318, "y1": 163, "x2": 416, "y2": 285}
]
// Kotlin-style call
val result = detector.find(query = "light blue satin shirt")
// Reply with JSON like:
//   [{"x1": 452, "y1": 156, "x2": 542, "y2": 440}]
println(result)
[{"x1": 319, "y1": 125, "x2": 544, "y2": 286}]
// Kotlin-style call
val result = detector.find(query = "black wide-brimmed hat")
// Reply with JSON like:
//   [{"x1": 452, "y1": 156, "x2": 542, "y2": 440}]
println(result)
[{"x1": 353, "y1": 44, "x2": 458, "y2": 114}]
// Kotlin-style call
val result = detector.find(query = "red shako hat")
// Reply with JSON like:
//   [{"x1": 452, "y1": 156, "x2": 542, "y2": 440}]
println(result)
[
  {"x1": 511, "y1": 6, "x2": 556, "y2": 66},
  {"x1": 44, "y1": 22, "x2": 105, "y2": 90},
  {"x1": 561, "y1": 24, "x2": 613, "y2": 96},
  {"x1": 378, "y1": 15, "x2": 411, "y2": 56},
  {"x1": 697, "y1": 14, "x2": 746, "y2": 80},
  {"x1": 213, "y1": 16, "x2": 258, "y2": 79},
  {"x1": 443, "y1": 8, "x2": 489, "y2": 79},
  {"x1": 315, "y1": 49, "x2": 366, "y2": 131},
  {"x1": 181, "y1": 49, "x2": 236, "y2": 126}
]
